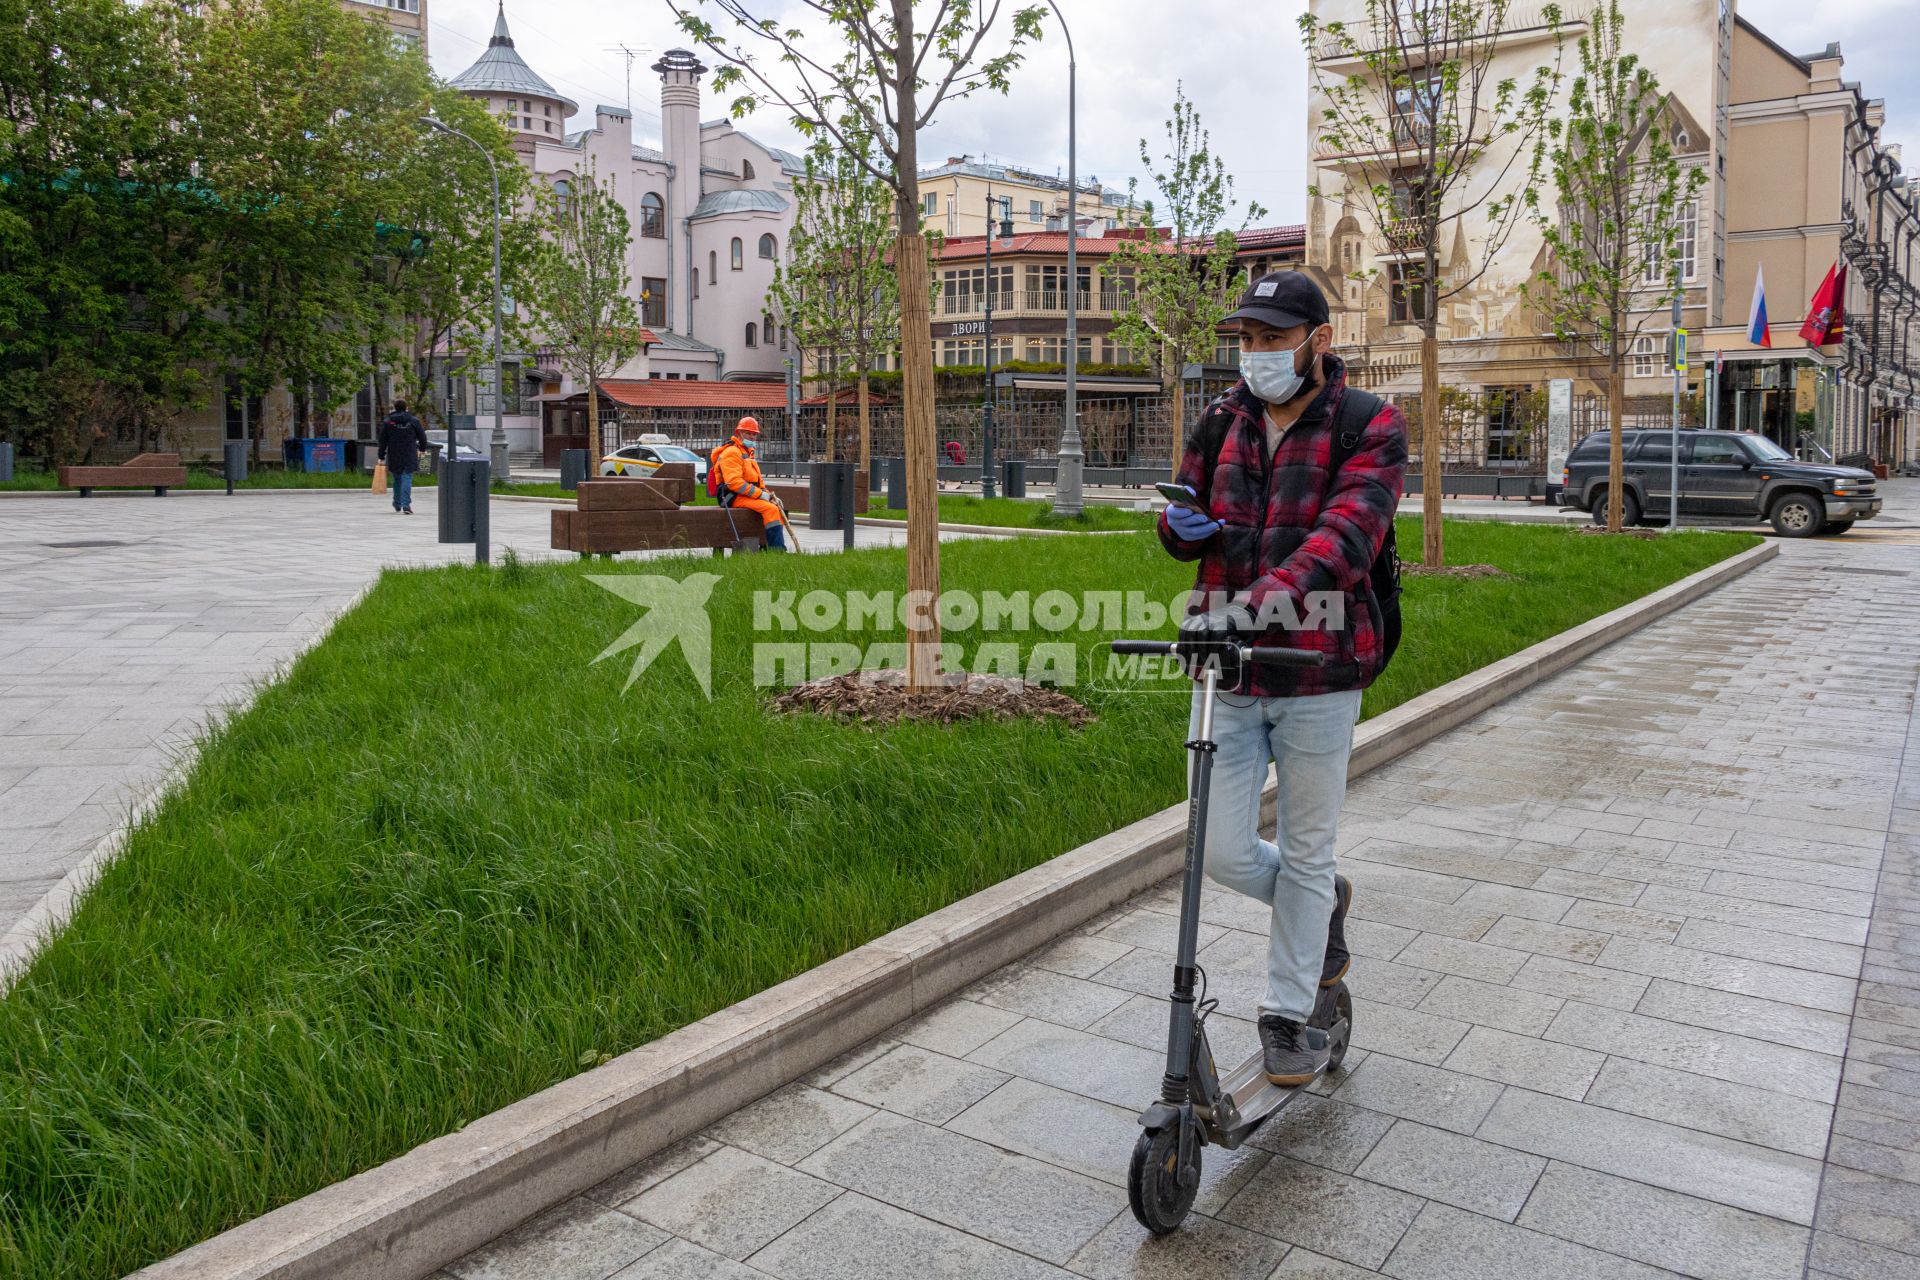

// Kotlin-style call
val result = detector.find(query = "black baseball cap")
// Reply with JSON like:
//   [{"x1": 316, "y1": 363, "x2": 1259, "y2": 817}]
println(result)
[{"x1": 1223, "y1": 271, "x2": 1329, "y2": 330}]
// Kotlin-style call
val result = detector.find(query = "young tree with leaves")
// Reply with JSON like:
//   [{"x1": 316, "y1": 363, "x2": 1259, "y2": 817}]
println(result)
[
  {"x1": 0, "y1": 0, "x2": 220, "y2": 462},
  {"x1": 192, "y1": 0, "x2": 437, "y2": 460},
  {"x1": 520, "y1": 164, "x2": 647, "y2": 460},
  {"x1": 671, "y1": 0, "x2": 1045, "y2": 688},
  {"x1": 1107, "y1": 85, "x2": 1265, "y2": 480},
  {"x1": 387, "y1": 87, "x2": 535, "y2": 438},
  {"x1": 769, "y1": 130, "x2": 901, "y2": 475},
  {"x1": 1529, "y1": 0, "x2": 1705, "y2": 532},
  {"x1": 1300, "y1": 0, "x2": 1561, "y2": 566}
]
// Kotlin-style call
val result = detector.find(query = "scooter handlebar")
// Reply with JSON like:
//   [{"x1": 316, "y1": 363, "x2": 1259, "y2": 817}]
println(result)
[{"x1": 1108, "y1": 639, "x2": 1326, "y2": 668}]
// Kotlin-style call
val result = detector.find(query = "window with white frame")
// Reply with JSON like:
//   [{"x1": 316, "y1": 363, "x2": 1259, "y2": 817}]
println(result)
[
  {"x1": 1643, "y1": 200, "x2": 1700, "y2": 284},
  {"x1": 1631, "y1": 334, "x2": 1658, "y2": 378}
]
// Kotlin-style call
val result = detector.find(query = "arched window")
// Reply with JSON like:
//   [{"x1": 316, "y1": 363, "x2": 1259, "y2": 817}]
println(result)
[
  {"x1": 758, "y1": 233, "x2": 777, "y2": 260},
  {"x1": 730, "y1": 238, "x2": 743, "y2": 270},
  {"x1": 708, "y1": 250, "x2": 717, "y2": 284},
  {"x1": 762, "y1": 316, "x2": 774, "y2": 346},
  {"x1": 744, "y1": 323, "x2": 757, "y2": 348},
  {"x1": 742, "y1": 158, "x2": 755, "y2": 179},
  {"x1": 552, "y1": 179, "x2": 572, "y2": 218},
  {"x1": 639, "y1": 192, "x2": 664, "y2": 239}
]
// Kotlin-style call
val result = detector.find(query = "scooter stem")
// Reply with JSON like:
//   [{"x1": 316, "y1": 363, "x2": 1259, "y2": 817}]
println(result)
[{"x1": 1161, "y1": 664, "x2": 1220, "y2": 1101}]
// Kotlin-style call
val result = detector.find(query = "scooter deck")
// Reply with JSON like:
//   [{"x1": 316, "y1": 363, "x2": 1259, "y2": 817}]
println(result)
[{"x1": 1210, "y1": 1020, "x2": 1347, "y2": 1145}]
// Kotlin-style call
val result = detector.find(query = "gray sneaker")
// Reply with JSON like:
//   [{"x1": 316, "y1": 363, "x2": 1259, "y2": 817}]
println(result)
[{"x1": 1258, "y1": 1015, "x2": 1330, "y2": 1087}]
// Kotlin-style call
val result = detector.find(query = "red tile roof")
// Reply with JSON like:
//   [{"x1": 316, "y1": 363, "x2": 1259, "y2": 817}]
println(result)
[
  {"x1": 597, "y1": 379, "x2": 791, "y2": 408},
  {"x1": 935, "y1": 231, "x2": 1183, "y2": 260},
  {"x1": 1235, "y1": 225, "x2": 1307, "y2": 251}
]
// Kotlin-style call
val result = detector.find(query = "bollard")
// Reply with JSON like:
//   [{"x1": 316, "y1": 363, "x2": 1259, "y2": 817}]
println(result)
[
  {"x1": 471, "y1": 458, "x2": 490, "y2": 565},
  {"x1": 0, "y1": 441, "x2": 13, "y2": 484},
  {"x1": 559, "y1": 448, "x2": 589, "y2": 491},
  {"x1": 1003, "y1": 459, "x2": 1027, "y2": 499},
  {"x1": 840, "y1": 462, "x2": 856, "y2": 551}
]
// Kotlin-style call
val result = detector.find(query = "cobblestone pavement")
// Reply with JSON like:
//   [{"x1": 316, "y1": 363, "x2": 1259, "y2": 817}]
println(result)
[
  {"x1": 0, "y1": 488, "x2": 924, "y2": 944},
  {"x1": 443, "y1": 532, "x2": 1920, "y2": 1280}
]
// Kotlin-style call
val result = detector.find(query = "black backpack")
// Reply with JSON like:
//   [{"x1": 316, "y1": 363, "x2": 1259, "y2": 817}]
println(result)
[{"x1": 1197, "y1": 387, "x2": 1403, "y2": 673}]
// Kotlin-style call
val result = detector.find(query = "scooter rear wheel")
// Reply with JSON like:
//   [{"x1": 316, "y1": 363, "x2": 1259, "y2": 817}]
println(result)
[
  {"x1": 1326, "y1": 982, "x2": 1354, "y2": 1072},
  {"x1": 1128, "y1": 1126, "x2": 1200, "y2": 1235}
]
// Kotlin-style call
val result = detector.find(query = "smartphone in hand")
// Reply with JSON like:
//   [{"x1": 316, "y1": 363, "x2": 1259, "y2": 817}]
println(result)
[{"x1": 1155, "y1": 481, "x2": 1203, "y2": 511}]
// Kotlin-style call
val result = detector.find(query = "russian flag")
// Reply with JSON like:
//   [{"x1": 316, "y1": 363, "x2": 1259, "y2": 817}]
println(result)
[{"x1": 1747, "y1": 265, "x2": 1772, "y2": 348}]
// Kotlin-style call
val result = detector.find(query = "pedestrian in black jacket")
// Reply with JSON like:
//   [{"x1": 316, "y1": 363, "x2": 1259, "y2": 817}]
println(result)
[{"x1": 376, "y1": 401, "x2": 429, "y2": 515}]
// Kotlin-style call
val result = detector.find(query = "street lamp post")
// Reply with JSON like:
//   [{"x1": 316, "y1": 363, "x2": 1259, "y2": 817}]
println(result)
[
  {"x1": 982, "y1": 192, "x2": 1010, "y2": 500},
  {"x1": 1045, "y1": 0, "x2": 1084, "y2": 517},
  {"x1": 423, "y1": 116, "x2": 509, "y2": 486}
]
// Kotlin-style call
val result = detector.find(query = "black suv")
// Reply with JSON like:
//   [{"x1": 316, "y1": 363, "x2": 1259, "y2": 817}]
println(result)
[{"x1": 1562, "y1": 429, "x2": 1881, "y2": 537}]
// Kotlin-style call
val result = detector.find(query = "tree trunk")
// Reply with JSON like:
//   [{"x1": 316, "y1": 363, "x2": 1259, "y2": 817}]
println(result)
[
  {"x1": 1606, "y1": 342, "x2": 1625, "y2": 533},
  {"x1": 891, "y1": 0, "x2": 940, "y2": 689},
  {"x1": 858, "y1": 367, "x2": 871, "y2": 477},
  {"x1": 895, "y1": 230, "x2": 942, "y2": 688},
  {"x1": 1420, "y1": 323, "x2": 1443, "y2": 567},
  {"x1": 825, "y1": 371, "x2": 838, "y2": 462},
  {"x1": 1165, "y1": 340, "x2": 1184, "y2": 481},
  {"x1": 586, "y1": 376, "x2": 602, "y2": 464}
]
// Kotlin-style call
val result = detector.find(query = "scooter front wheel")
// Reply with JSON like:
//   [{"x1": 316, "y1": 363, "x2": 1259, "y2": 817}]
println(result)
[{"x1": 1128, "y1": 1126, "x2": 1200, "y2": 1234}]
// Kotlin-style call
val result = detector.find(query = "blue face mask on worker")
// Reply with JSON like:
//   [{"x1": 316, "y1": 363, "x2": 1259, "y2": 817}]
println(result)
[{"x1": 1239, "y1": 327, "x2": 1323, "y2": 404}]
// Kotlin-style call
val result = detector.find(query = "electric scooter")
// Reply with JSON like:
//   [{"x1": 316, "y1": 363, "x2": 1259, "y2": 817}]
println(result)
[{"x1": 1107, "y1": 638, "x2": 1355, "y2": 1235}]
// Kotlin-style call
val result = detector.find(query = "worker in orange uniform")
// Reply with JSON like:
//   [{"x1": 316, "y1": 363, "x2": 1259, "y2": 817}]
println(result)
[{"x1": 711, "y1": 416, "x2": 791, "y2": 552}]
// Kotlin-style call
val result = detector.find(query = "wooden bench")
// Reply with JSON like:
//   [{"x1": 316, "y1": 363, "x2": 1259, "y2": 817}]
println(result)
[
  {"x1": 550, "y1": 464, "x2": 766, "y2": 558},
  {"x1": 58, "y1": 452, "x2": 189, "y2": 497}
]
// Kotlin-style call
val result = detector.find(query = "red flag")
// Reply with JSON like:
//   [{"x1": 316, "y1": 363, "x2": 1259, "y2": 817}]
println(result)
[{"x1": 1799, "y1": 262, "x2": 1847, "y2": 346}]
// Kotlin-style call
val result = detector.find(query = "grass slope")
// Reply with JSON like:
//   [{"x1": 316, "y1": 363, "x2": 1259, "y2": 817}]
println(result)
[{"x1": 0, "y1": 521, "x2": 1755, "y2": 1278}]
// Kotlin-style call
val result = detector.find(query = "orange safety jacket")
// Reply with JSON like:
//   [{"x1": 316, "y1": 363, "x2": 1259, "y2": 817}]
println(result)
[{"x1": 714, "y1": 435, "x2": 771, "y2": 504}]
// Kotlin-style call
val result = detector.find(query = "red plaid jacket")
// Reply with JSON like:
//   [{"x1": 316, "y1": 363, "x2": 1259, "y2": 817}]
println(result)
[{"x1": 1156, "y1": 355, "x2": 1408, "y2": 698}]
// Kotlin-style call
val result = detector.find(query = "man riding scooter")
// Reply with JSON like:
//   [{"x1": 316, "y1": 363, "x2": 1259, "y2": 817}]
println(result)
[
  {"x1": 1158, "y1": 272, "x2": 1408, "y2": 1086},
  {"x1": 712, "y1": 416, "x2": 792, "y2": 552}
]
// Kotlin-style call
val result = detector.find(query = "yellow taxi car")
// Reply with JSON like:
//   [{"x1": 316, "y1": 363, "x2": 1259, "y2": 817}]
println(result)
[{"x1": 600, "y1": 433, "x2": 709, "y2": 483}]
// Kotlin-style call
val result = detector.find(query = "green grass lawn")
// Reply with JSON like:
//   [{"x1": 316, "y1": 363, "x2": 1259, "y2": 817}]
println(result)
[
  {"x1": 867, "y1": 492, "x2": 1155, "y2": 531},
  {"x1": 0, "y1": 520, "x2": 1756, "y2": 1279}
]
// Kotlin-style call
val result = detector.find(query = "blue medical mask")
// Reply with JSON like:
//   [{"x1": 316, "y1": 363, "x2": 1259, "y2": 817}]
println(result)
[{"x1": 1239, "y1": 330, "x2": 1320, "y2": 404}]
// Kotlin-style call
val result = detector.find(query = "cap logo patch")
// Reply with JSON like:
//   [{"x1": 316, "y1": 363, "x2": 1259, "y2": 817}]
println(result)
[{"x1": 1254, "y1": 280, "x2": 1279, "y2": 297}]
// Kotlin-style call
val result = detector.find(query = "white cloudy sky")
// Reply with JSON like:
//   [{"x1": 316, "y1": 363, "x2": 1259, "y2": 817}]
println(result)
[{"x1": 427, "y1": 0, "x2": 1917, "y2": 226}]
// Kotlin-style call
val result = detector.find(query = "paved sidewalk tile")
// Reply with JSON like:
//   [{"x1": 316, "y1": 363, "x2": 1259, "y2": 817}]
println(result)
[{"x1": 450, "y1": 534, "x2": 1920, "y2": 1278}]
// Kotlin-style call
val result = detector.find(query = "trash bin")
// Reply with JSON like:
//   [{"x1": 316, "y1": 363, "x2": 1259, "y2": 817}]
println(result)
[
  {"x1": 560, "y1": 448, "x2": 590, "y2": 491},
  {"x1": 885, "y1": 455, "x2": 908, "y2": 509},
  {"x1": 809, "y1": 462, "x2": 853, "y2": 531},
  {"x1": 439, "y1": 457, "x2": 478, "y2": 544},
  {"x1": 222, "y1": 441, "x2": 248, "y2": 493},
  {"x1": 0, "y1": 442, "x2": 13, "y2": 484},
  {"x1": 1002, "y1": 459, "x2": 1027, "y2": 499},
  {"x1": 282, "y1": 438, "x2": 345, "y2": 473},
  {"x1": 426, "y1": 443, "x2": 443, "y2": 476}
]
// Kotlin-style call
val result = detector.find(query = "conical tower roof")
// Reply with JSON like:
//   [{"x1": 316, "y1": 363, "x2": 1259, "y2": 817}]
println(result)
[{"x1": 449, "y1": 3, "x2": 578, "y2": 116}]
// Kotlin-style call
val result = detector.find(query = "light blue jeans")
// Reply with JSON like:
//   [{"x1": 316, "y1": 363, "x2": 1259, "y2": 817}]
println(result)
[{"x1": 1188, "y1": 685, "x2": 1363, "y2": 1023}]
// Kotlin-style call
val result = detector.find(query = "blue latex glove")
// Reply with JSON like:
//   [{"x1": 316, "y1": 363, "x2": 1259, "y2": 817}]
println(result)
[{"x1": 1166, "y1": 498, "x2": 1223, "y2": 542}]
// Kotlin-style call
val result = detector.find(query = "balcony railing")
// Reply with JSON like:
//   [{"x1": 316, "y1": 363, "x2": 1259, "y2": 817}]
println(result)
[{"x1": 939, "y1": 289, "x2": 1136, "y2": 317}]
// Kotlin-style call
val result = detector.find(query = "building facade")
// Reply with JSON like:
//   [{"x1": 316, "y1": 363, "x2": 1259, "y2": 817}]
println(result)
[
  {"x1": 443, "y1": 10, "x2": 806, "y2": 459},
  {"x1": 341, "y1": 0, "x2": 426, "y2": 51},
  {"x1": 1303, "y1": 0, "x2": 1917, "y2": 466},
  {"x1": 916, "y1": 157, "x2": 1141, "y2": 240}
]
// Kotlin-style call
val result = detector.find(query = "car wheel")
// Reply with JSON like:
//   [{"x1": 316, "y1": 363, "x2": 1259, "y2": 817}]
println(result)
[
  {"x1": 1769, "y1": 492, "x2": 1823, "y2": 538},
  {"x1": 1592, "y1": 489, "x2": 1641, "y2": 527},
  {"x1": 1819, "y1": 519, "x2": 1855, "y2": 535}
]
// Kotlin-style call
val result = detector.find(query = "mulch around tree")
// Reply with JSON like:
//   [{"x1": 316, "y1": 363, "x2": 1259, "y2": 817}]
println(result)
[
  {"x1": 770, "y1": 669, "x2": 1094, "y2": 728},
  {"x1": 1401, "y1": 562, "x2": 1511, "y2": 578},
  {"x1": 1575, "y1": 526, "x2": 1664, "y2": 540}
]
